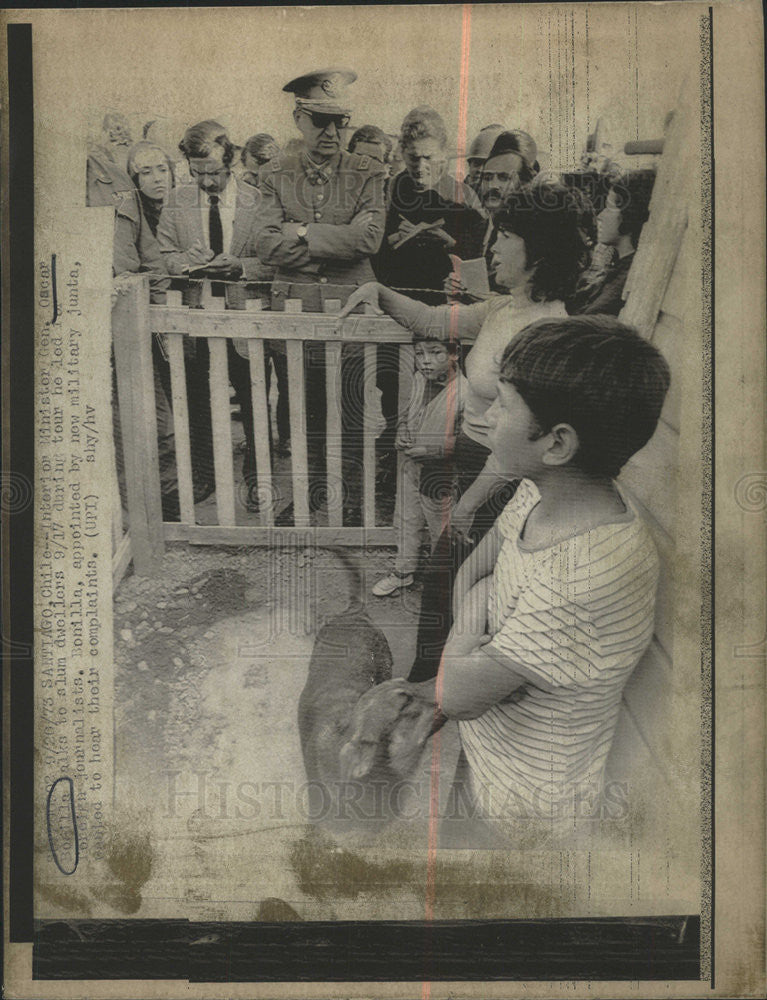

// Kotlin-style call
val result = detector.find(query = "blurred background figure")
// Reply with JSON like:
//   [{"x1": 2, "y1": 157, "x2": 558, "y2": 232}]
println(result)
[
  {"x1": 87, "y1": 112, "x2": 135, "y2": 207},
  {"x1": 240, "y1": 133, "x2": 281, "y2": 188},
  {"x1": 348, "y1": 124, "x2": 393, "y2": 173},
  {"x1": 568, "y1": 167, "x2": 656, "y2": 316},
  {"x1": 386, "y1": 135, "x2": 404, "y2": 178},
  {"x1": 465, "y1": 123, "x2": 505, "y2": 194},
  {"x1": 100, "y1": 111, "x2": 133, "y2": 171}
]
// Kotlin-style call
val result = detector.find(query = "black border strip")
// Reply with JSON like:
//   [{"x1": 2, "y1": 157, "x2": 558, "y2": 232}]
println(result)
[
  {"x1": 33, "y1": 917, "x2": 700, "y2": 982},
  {"x1": 7, "y1": 20, "x2": 35, "y2": 944}
]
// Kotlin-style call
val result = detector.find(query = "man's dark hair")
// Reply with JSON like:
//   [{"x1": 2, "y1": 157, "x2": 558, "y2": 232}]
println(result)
[
  {"x1": 493, "y1": 180, "x2": 589, "y2": 303},
  {"x1": 499, "y1": 315, "x2": 671, "y2": 477},
  {"x1": 179, "y1": 119, "x2": 235, "y2": 167},
  {"x1": 348, "y1": 125, "x2": 392, "y2": 160},
  {"x1": 400, "y1": 106, "x2": 448, "y2": 150},
  {"x1": 241, "y1": 133, "x2": 279, "y2": 165}
]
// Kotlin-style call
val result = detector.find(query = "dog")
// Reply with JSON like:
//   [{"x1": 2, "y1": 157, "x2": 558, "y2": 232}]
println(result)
[
  {"x1": 297, "y1": 550, "x2": 446, "y2": 830},
  {"x1": 297, "y1": 550, "x2": 394, "y2": 798},
  {"x1": 339, "y1": 678, "x2": 445, "y2": 784}
]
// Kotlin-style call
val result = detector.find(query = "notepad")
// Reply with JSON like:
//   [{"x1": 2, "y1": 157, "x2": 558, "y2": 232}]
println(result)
[{"x1": 449, "y1": 255, "x2": 491, "y2": 296}]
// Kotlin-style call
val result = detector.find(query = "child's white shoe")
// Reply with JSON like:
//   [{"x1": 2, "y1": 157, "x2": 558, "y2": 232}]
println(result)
[{"x1": 372, "y1": 572, "x2": 414, "y2": 597}]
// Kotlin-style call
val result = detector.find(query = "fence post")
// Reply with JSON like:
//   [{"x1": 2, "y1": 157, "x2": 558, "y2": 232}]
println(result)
[{"x1": 112, "y1": 273, "x2": 165, "y2": 574}]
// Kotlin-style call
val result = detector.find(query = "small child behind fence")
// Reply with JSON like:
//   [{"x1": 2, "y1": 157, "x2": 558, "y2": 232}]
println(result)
[{"x1": 372, "y1": 338, "x2": 466, "y2": 597}]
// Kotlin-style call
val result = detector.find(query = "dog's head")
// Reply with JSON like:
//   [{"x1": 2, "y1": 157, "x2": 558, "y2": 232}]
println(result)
[{"x1": 339, "y1": 679, "x2": 440, "y2": 782}]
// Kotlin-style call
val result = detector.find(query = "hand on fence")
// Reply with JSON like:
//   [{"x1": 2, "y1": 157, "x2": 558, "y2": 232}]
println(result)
[
  {"x1": 336, "y1": 281, "x2": 382, "y2": 324},
  {"x1": 111, "y1": 273, "x2": 136, "y2": 310}
]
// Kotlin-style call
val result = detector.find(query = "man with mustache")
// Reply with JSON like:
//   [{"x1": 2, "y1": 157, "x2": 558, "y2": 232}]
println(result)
[{"x1": 479, "y1": 130, "x2": 539, "y2": 291}]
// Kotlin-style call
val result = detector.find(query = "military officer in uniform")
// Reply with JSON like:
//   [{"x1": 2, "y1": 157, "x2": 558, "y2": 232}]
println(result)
[
  {"x1": 254, "y1": 69, "x2": 387, "y2": 522},
  {"x1": 254, "y1": 67, "x2": 386, "y2": 308}
]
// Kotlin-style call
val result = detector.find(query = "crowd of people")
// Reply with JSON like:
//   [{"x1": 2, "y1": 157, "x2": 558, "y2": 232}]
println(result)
[
  {"x1": 94, "y1": 67, "x2": 671, "y2": 833},
  {"x1": 91, "y1": 69, "x2": 656, "y2": 527}
]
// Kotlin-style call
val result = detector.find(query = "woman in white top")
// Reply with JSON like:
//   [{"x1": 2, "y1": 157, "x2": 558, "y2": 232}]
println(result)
[{"x1": 339, "y1": 181, "x2": 587, "y2": 680}]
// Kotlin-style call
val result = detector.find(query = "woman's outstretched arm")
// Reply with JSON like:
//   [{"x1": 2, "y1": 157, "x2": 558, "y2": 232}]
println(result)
[{"x1": 338, "y1": 281, "x2": 490, "y2": 343}]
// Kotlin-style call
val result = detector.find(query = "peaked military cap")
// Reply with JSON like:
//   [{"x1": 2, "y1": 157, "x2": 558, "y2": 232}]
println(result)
[{"x1": 283, "y1": 68, "x2": 357, "y2": 114}]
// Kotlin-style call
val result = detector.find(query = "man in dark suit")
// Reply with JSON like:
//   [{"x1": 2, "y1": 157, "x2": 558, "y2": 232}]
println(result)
[{"x1": 158, "y1": 120, "x2": 274, "y2": 511}]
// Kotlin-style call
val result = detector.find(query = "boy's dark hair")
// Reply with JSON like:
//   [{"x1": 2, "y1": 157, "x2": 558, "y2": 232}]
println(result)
[
  {"x1": 179, "y1": 119, "x2": 236, "y2": 167},
  {"x1": 561, "y1": 167, "x2": 656, "y2": 249},
  {"x1": 415, "y1": 335, "x2": 461, "y2": 357},
  {"x1": 493, "y1": 180, "x2": 589, "y2": 303},
  {"x1": 499, "y1": 315, "x2": 670, "y2": 477}
]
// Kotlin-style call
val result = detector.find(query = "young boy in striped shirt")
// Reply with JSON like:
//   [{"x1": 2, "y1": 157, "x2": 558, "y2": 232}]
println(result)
[{"x1": 437, "y1": 315, "x2": 671, "y2": 830}]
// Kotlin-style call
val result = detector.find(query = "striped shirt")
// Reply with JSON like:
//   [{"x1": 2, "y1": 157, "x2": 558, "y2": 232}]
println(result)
[{"x1": 459, "y1": 479, "x2": 659, "y2": 826}]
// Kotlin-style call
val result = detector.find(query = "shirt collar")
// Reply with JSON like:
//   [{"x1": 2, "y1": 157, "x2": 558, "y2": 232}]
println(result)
[
  {"x1": 301, "y1": 151, "x2": 340, "y2": 185},
  {"x1": 207, "y1": 173, "x2": 235, "y2": 208}
]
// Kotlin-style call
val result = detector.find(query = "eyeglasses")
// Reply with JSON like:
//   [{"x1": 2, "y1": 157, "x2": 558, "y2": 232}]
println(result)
[{"x1": 299, "y1": 109, "x2": 351, "y2": 131}]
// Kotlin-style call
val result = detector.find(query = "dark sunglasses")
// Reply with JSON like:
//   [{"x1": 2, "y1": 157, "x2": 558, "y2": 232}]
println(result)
[{"x1": 300, "y1": 109, "x2": 351, "y2": 131}]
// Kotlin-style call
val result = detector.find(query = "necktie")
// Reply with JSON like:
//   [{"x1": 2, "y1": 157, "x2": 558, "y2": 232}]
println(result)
[{"x1": 208, "y1": 194, "x2": 224, "y2": 255}]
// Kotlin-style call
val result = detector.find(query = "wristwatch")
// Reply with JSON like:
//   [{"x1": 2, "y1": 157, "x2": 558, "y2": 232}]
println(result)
[{"x1": 296, "y1": 224, "x2": 308, "y2": 243}]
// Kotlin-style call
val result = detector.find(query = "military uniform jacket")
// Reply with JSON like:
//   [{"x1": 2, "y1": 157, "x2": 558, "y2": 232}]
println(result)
[
  {"x1": 156, "y1": 179, "x2": 274, "y2": 281},
  {"x1": 253, "y1": 148, "x2": 386, "y2": 285}
]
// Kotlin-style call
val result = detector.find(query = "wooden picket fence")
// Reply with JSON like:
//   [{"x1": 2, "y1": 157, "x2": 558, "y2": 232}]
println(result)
[{"x1": 111, "y1": 275, "x2": 413, "y2": 578}]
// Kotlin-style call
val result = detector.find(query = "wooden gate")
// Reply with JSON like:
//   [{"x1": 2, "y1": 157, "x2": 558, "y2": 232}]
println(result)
[{"x1": 111, "y1": 277, "x2": 414, "y2": 575}]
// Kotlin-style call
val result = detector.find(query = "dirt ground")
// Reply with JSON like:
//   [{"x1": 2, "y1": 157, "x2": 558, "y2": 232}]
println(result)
[
  {"x1": 113, "y1": 542, "x2": 421, "y2": 781},
  {"x1": 104, "y1": 535, "x2": 699, "y2": 924}
]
